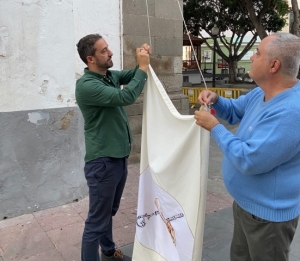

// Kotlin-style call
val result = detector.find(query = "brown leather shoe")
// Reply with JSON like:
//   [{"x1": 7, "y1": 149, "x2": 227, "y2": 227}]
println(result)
[{"x1": 101, "y1": 249, "x2": 131, "y2": 261}]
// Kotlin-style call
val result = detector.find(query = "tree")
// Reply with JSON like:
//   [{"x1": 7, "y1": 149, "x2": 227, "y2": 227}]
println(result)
[
  {"x1": 183, "y1": 0, "x2": 288, "y2": 83},
  {"x1": 241, "y1": 0, "x2": 290, "y2": 39},
  {"x1": 291, "y1": 0, "x2": 300, "y2": 36}
]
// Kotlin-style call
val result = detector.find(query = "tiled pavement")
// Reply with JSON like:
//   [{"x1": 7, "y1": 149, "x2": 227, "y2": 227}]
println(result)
[{"x1": 1, "y1": 124, "x2": 299, "y2": 261}]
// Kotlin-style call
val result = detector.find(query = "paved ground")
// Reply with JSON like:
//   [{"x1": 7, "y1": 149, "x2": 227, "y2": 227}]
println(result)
[{"x1": 0, "y1": 120, "x2": 299, "y2": 261}]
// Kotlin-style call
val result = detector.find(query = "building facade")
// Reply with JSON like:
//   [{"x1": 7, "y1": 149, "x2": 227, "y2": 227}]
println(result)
[{"x1": 0, "y1": 0, "x2": 187, "y2": 219}]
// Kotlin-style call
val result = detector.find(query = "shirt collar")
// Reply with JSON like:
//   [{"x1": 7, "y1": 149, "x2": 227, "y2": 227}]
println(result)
[{"x1": 84, "y1": 68, "x2": 112, "y2": 80}]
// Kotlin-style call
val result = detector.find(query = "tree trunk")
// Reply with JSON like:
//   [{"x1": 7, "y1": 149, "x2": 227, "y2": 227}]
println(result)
[
  {"x1": 253, "y1": 20, "x2": 268, "y2": 40},
  {"x1": 242, "y1": 0, "x2": 269, "y2": 39},
  {"x1": 291, "y1": 0, "x2": 300, "y2": 37},
  {"x1": 228, "y1": 59, "x2": 238, "y2": 83}
]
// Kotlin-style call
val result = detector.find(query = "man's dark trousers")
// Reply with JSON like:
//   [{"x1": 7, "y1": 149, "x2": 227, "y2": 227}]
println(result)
[
  {"x1": 231, "y1": 201, "x2": 299, "y2": 261},
  {"x1": 81, "y1": 157, "x2": 128, "y2": 261}
]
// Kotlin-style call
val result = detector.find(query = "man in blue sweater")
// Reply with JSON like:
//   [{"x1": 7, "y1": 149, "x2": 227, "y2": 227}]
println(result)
[{"x1": 194, "y1": 32, "x2": 300, "y2": 261}]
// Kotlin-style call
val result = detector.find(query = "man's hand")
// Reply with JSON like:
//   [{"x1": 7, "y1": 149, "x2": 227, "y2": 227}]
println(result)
[
  {"x1": 140, "y1": 43, "x2": 151, "y2": 54},
  {"x1": 198, "y1": 90, "x2": 219, "y2": 106},
  {"x1": 194, "y1": 109, "x2": 219, "y2": 131},
  {"x1": 136, "y1": 44, "x2": 150, "y2": 72}
]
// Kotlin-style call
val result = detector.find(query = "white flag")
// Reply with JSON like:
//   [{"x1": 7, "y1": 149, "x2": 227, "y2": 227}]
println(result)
[{"x1": 132, "y1": 66, "x2": 210, "y2": 261}]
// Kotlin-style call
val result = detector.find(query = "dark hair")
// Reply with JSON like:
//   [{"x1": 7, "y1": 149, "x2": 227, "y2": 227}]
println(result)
[{"x1": 76, "y1": 34, "x2": 102, "y2": 65}]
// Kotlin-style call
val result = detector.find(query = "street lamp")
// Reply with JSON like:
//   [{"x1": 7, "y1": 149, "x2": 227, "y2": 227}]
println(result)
[{"x1": 211, "y1": 24, "x2": 219, "y2": 87}]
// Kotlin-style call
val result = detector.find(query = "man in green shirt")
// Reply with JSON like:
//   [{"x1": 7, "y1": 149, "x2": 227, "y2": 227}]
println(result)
[{"x1": 76, "y1": 34, "x2": 150, "y2": 261}]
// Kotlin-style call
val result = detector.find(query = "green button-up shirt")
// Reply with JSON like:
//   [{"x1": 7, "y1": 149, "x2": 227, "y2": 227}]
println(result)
[{"x1": 75, "y1": 67, "x2": 148, "y2": 162}]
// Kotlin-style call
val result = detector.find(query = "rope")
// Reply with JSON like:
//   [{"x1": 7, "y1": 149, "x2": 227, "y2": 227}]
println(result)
[
  {"x1": 177, "y1": 0, "x2": 207, "y2": 90},
  {"x1": 145, "y1": 0, "x2": 152, "y2": 48}
]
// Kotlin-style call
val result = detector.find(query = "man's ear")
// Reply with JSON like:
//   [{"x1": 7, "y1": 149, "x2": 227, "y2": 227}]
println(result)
[
  {"x1": 270, "y1": 59, "x2": 280, "y2": 73},
  {"x1": 86, "y1": 56, "x2": 94, "y2": 64}
]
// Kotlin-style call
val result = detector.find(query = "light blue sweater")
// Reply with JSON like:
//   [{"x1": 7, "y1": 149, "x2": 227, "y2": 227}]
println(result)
[{"x1": 211, "y1": 81, "x2": 300, "y2": 222}]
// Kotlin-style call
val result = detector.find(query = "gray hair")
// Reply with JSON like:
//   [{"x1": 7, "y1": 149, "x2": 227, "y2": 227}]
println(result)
[{"x1": 266, "y1": 32, "x2": 300, "y2": 77}]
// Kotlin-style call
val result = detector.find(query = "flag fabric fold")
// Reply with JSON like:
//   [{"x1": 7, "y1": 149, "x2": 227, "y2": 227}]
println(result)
[{"x1": 132, "y1": 66, "x2": 210, "y2": 261}]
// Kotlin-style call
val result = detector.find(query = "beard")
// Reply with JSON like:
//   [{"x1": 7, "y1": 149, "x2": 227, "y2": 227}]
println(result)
[{"x1": 95, "y1": 57, "x2": 113, "y2": 71}]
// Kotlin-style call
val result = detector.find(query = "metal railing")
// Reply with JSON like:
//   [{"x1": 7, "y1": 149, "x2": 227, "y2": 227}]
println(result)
[{"x1": 182, "y1": 87, "x2": 250, "y2": 108}]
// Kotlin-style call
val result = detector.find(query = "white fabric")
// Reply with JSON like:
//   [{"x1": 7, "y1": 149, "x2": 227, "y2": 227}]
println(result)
[{"x1": 132, "y1": 66, "x2": 210, "y2": 261}]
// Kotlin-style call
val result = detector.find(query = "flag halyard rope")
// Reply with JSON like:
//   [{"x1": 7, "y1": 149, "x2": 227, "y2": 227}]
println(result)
[
  {"x1": 177, "y1": 0, "x2": 208, "y2": 90},
  {"x1": 145, "y1": 0, "x2": 152, "y2": 48}
]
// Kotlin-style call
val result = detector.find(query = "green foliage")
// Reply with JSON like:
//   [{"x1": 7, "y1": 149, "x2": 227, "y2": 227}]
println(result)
[
  {"x1": 260, "y1": 0, "x2": 289, "y2": 32},
  {"x1": 183, "y1": 0, "x2": 289, "y2": 82},
  {"x1": 183, "y1": 0, "x2": 288, "y2": 37}
]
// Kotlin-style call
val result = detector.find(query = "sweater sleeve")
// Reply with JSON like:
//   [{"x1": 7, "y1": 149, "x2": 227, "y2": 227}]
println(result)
[
  {"x1": 211, "y1": 98, "x2": 300, "y2": 176},
  {"x1": 77, "y1": 69, "x2": 147, "y2": 107},
  {"x1": 213, "y1": 89, "x2": 261, "y2": 125}
]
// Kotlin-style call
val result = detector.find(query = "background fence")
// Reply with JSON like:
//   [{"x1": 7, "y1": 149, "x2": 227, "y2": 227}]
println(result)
[{"x1": 182, "y1": 87, "x2": 251, "y2": 108}]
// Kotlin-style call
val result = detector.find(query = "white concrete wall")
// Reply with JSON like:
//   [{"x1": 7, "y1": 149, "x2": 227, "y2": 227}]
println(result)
[
  {"x1": 73, "y1": 0, "x2": 122, "y2": 76},
  {"x1": 0, "y1": 0, "x2": 122, "y2": 219},
  {"x1": 0, "y1": 0, "x2": 121, "y2": 112}
]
